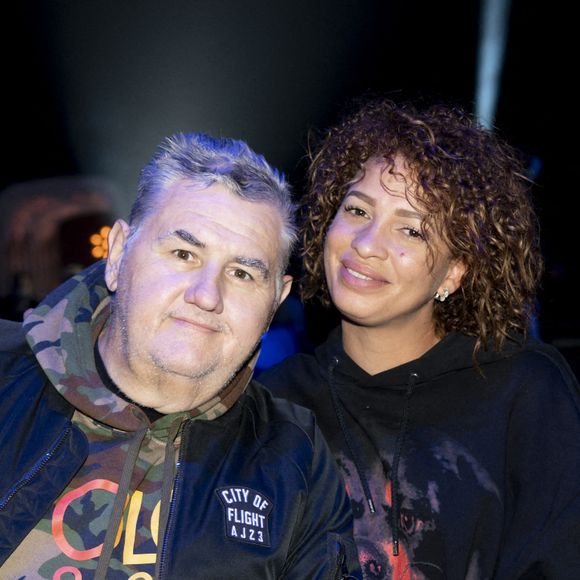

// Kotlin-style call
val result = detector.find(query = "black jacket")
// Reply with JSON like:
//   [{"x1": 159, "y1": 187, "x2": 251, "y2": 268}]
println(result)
[
  {"x1": 0, "y1": 316, "x2": 361, "y2": 579},
  {"x1": 260, "y1": 328, "x2": 580, "y2": 579}
]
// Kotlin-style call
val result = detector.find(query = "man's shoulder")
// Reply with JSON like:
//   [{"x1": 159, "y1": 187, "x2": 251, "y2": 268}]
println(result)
[
  {"x1": 245, "y1": 379, "x2": 316, "y2": 425},
  {"x1": 256, "y1": 353, "x2": 326, "y2": 415},
  {"x1": 0, "y1": 318, "x2": 28, "y2": 352},
  {"x1": 0, "y1": 318, "x2": 70, "y2": 426},
  {"x1": 242, "y1": 380, "x2": 324, "y2": 450},
  {"x1": 0, "y1": 319, "x2": 44, "y2": 392}
]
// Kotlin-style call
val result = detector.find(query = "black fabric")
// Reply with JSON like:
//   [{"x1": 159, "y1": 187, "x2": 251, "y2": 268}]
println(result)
[
  {"x1": 260, "y1": 327, "x2": 580, "y2": 579},
  {"x1": 0, "y1": 326, "x2": 89, "y2": 559},
  {"x1": 93, "y1": 342, "x2": 164, "y2": 423}
]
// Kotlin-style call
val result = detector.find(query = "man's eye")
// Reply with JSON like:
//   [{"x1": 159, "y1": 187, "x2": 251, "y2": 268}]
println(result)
[
  {"x1": 173, "y1": 249, "x2": 193, "y2": 261},
  {"x1": 232, "y1": 268, "x2": 254, "y2": 282},
  {"x1": 233, "y1": 269, "x2": 253, "y2": 281}
]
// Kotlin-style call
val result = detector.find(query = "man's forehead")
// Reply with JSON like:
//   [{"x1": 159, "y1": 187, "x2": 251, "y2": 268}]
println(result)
[
  {"x1": 158, "y1": 224, "x2": 269, "y2": 251},
  {"x1": 149, "y1": 181, "x2": 286, "y2": 267},
  {"x1": 160, "y1": 181, "x2": 281, "y2": 221}
]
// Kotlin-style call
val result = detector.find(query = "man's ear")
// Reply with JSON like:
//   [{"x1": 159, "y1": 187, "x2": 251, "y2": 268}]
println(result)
[
  {"x1": 104, "y1": 220, "x2": 131, "y2": 292},
  {"x1": 442, "y1": 259, "x2": 466, "y2": 296},
  {"x1": 278, "y1": 275, "x2": 293, "y2": 305}
]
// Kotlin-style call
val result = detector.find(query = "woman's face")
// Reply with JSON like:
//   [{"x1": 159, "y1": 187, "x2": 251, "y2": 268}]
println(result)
[{"x1": 323, "y1": 157, "x2": 464, "y2": 334}]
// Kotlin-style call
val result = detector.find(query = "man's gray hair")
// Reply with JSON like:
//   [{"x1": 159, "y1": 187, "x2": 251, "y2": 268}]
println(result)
[{"x1": 129, "y1": 133, "x2": 297, "y2": 272}]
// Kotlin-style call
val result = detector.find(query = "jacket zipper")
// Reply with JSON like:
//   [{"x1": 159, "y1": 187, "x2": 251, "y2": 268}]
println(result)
[
  {"x1": 334, "y1": 540, "x2": 346, "y2": 579},
  {"x1": 0, "y1": 425, "x2": 72, "y2": 510},
  {"x1": 156, "y1": 424, "x2": 187, "y2": 579},
  {"x1": 333, "y1": 539, "x2": 357, "y2": 580}
]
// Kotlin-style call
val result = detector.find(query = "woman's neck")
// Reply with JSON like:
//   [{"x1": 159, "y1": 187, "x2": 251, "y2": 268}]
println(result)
[{"x1": 341, "y1": 319, "x2": 441, "y2": 375}]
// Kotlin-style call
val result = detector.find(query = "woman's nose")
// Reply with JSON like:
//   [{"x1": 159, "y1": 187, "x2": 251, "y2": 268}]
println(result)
[{"x1": 351, "y1": 223, "x2": 389, "y2": 260}]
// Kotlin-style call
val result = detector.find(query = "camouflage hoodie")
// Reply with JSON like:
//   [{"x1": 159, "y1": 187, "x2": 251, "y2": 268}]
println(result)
[{"x1": 4, "y1": 261, "x2": 253, "y2": 580}]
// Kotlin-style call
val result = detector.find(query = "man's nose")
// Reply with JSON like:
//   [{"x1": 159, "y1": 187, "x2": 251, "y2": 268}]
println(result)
[
  {"x1": 351, "y1": 223, "x2": 389, "y2": 260},
  {"x1": 183, "y1": 269, "x2": 224, "y2": 314}
]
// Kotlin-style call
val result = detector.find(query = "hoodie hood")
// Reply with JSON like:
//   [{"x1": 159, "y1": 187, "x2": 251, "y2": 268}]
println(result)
[
  {"x1": 22, "y1": 261, "x2": 255, "y2": 429},
  {"x1": 315, "y1": 326, "x2": 525, "y2": 390}
]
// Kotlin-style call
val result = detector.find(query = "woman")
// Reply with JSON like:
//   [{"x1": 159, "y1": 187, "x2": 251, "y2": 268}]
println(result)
[{"x1": 260, "y1": 99, "x2": 580, "y2": 579}]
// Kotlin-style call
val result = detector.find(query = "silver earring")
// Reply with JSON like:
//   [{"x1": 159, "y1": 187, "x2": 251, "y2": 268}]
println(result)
[{"x1": 434, "y1": 288, "x2": 449, "y2": 302}]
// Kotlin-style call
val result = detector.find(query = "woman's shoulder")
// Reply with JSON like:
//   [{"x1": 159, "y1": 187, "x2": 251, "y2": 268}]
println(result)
[
  {"x1": 500, "y1": 336, "x2": 578, "y2": 384},
  {"x1": 483, "y1": 336, "x2": 580, "y2": 410},
  {"x1": 257, "y1": 352, "x2": 322, "y2": 395}
]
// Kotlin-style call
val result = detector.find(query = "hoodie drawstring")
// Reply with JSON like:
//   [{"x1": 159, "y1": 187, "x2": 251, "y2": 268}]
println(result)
[
  {"x1": 328, "y1": 357, "x2": 376, "y2": 514},
  {"x1": 95, "y1": 425, "x2": 149, "y2": 580},
  {"x1": 329, "y1": 357, "x2": 418, "y2": 558},
  {"x1": 390, "y1": 372, "x2": 417, "y2": 556}
]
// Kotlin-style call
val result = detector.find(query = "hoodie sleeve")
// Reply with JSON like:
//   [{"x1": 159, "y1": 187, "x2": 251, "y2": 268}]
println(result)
[
  {"x1": 496, "y1": 348, "x2": 580, "y2": 579},
  {"x1": 280, "y1": 422, "x2": 362, "y2": 580}
]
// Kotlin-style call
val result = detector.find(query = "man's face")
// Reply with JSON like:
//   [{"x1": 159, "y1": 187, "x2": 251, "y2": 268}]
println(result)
[{"x1": 104, "y1": 180, "x2": 291, "y2": 410}]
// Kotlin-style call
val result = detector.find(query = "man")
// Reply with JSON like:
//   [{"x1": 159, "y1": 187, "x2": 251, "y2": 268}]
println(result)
[{"x1": 0, "y1": 134, "x2": 360, "y2": 579}]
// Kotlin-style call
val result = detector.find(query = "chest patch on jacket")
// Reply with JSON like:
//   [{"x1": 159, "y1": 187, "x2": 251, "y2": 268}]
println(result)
[{"x1": 216, "y1": 486, "x2": 273, "y2": 547}]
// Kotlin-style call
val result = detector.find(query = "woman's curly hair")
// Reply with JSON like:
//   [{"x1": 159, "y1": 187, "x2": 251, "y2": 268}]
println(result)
[{"x1": 301, "y1": 97, "x2": 543, "y2": 352}]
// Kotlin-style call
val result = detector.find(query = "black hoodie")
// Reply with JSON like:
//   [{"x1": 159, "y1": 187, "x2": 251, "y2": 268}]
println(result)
[{"x1": 259, "y1": 328, "x2": 580, "y2": 579}]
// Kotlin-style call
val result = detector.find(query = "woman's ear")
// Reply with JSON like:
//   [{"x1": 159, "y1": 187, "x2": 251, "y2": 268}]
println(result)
[{"x1": 441, "y1": 258, "x2": 466, "y2": 297}]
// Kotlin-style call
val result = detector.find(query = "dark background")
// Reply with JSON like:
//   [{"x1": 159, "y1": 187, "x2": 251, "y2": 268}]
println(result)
[{"x1": 1, "y1": 0, "x2": 577, "y2": 371}]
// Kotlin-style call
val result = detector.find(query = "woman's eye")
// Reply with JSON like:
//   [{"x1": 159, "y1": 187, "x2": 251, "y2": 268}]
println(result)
[
  {"x1": 173, "y1": 249, "x2": 193, "y2": 261},
  {"x1": 403, "y1": 227, "x2": 425, "y2": 240},
  {"x1": 344, "y1": 205, "x2": 368, "y2": 218}
]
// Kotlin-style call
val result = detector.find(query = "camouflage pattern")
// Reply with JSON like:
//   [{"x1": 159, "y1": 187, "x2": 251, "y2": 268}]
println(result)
[
  {"x1": 3, "y1": 261, "x2": 256, "y2": 578},
  {"x1": 22, "y1": 260, "x2": 253, "y2": 426}
]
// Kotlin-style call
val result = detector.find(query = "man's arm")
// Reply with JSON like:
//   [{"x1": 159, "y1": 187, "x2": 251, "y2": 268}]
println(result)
[{"x1": 280, "y1": 422, "x2": 361, "y2": 580}]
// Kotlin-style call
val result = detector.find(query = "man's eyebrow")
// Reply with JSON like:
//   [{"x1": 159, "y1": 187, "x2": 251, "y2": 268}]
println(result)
[
  {"x1": 235, "y1": 257, "x2": 270, "y2": 280},
  {"x1": 163, "y1": 229, "x2": 205, "y2": 247}
]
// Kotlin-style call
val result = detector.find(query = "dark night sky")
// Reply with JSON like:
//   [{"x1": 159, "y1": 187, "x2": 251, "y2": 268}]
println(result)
[{"x1": 1, "y1": 0, "x2": 576, "y2": 350}]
